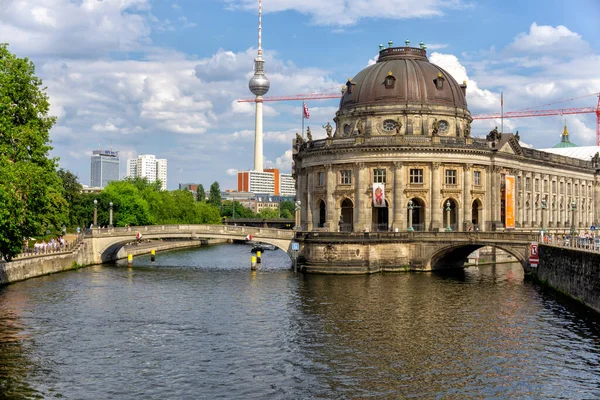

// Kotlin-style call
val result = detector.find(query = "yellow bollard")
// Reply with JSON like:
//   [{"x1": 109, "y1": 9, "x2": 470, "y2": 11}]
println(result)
[
  {"x1": 256, "y1": 250, "x2": 262, "y2": 264},
  {"x1": 151, "y1": 249, "x2": 155, "y2": 262},
  {"x1": 127, "y1": 253, "x2": 133, "y2": 265},
  {"x1": 251, "y1": 255, "x2": 257, "y2": 271}
]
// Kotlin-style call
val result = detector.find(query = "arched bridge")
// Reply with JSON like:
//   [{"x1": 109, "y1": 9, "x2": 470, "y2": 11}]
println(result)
[
  {"x1": 299, "y1": 231, "x2": 539, "y2": 273},
  {"x1": 82, "y1": 225, "x2": 538, "y2": 272},
  {"x1": 83, "y1": 225, "x2": 295, "y2": 264}
]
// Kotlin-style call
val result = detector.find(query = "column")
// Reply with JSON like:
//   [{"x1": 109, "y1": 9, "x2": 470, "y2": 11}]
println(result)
[
  {"x1": 431, "y1": 162, "x2": 442, "y2": 231},
  {"x1": 595, "y1": 180, "x2": 600, "y2": 225},
  {"x1": 462, "y1": 163, "x2": 472, "y2": 231},
  {"x1": 392, "y1": 161, "x2": 405, "y2": 231},
  {"x1": 326, "y1": 164, "x2": 335, "y2": 231},
  {"x1": 298, "y1": 169, "x2": 307, "y2": 229},
  {"x1": 518, "y1": 172, "x2": 524, "y2": 227},
  {"x1": 354, "y1": 162, "x2": 367, "y2": 232},
  {"x1": 306, "y1": 168, "x2": 313, "y2": 231}
]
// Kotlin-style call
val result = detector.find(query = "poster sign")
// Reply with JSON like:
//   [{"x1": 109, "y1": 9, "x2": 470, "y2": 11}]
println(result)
[
  {"x1": 373, "y1": 183, "x2": 386, "y2": 208},
  {"x1": 529, "y1": 242, "x2": 539, "y2": 267},
  {"x1": 505, "y1": 175, "x2": 516, "y2": 229}
]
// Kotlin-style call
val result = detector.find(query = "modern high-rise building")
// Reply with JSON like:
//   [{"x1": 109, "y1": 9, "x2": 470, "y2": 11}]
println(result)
[
  {"x1": 237, "y1": 168, "x2": 295, "y2": 196},
  {"x1": 126, "y1": 154, "x2": 168, "y2": 190},
  {"x1": 90, "y1": 150, "x2": 120, "y2": 188}
]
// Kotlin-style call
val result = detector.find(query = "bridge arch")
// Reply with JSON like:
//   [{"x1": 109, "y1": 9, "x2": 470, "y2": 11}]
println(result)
[{"x1": 426, "y1": 243, "x2": 527, "y2": 270}]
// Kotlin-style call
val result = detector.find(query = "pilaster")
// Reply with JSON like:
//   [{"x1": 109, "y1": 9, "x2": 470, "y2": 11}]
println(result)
[
  {"x1": 431, "y1": 162, "x2": 442, "y2": 231},
  {"x1": 392, "y1": 161, "x2": 405, "y2": 231},
  {"x1": 326, "y1": 164, "x2": 335, "y2": 231},
  {"x1": 462, "y1": 163, "x2": 472, "y2": 231}
]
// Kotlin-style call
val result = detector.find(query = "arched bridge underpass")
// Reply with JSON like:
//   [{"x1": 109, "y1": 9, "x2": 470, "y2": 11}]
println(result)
[
  {"x1": 83, "y1": 226, "x2": 538, "y2": 271},
  {"x1": 83, "y1": 225, "x2": 295, "y2": 264}
]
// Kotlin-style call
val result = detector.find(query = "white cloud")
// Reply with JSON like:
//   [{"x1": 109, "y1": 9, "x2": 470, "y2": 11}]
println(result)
[
  {"x1": 226, "y1": 168, "x2": 238, "y2": 176},
  {"x1": 0, "y1": 0, "x2": 151, "y2": 57},
  {"x1": 509, "y1": 23, "x2": 591, "y2": 57},
  {"x1": 265, "y1": 149, "x2": 293, "y2": 172},
  {"x1": 225, "y1": 0, "x2": 466, "y2": 26}
]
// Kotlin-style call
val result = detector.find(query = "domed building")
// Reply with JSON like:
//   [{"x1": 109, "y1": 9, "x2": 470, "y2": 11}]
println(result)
[{"x1": 293, "y1": 43, "x2": 599, "y2": 238}]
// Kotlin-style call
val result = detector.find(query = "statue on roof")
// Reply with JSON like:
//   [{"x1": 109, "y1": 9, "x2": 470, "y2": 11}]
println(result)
[
  {"x1": 487, "y1": 126, "x2": 501, "y2": 142},
  {"x1": 431, "y1": 118, "x2": 439, "y2": 136},
  {"x1": 514, "y1": 130, "x2": 520, "y2": 142},
  {"x1": 356, "y1": 119, "x2": 364, "y2": 136},
  {"x1": 295, "y1": 132, "x2": 304, "y2": 146},
  {"x1": 323, "y1": 122, "x2": 333, "y2": 138},
  {"x1": 395, "y1": 117, "x2": 403, "y2": 134},
  {"x1": 306, "y1": 127, "x2": 313, "y2": 142},
  {"x1": 464, "y1": 122, "x2": 471, "y2": 138},
  {"x1": 592, "y1": 152, "x2": 600, "y2": 168}
]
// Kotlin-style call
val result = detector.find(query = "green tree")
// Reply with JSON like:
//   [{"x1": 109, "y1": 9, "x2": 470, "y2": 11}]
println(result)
[
  {"x1": 0, "y1": 44, "x2": 66, "y2": 260},
  {"x1": 196, "y1": 184, "x2": 205, "y2": 202},
  {"x1": 57, "y1": 169, "x2": 83, "y2": 228},
  {"x1": 257, "y1": 208, "x2": 279, "y2": 219},
  {"x1": 208, "y1": 181, "x2": 221, "y2": 207},
  {"x1": 220, "y1": 200, "x2": 255, "y2": 219},
  {"x1": 279, "y1": 201, "x2": 295, "y2": 219}
]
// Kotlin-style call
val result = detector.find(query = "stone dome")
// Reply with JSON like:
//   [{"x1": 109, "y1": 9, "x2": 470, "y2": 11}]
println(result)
[{"x1": 340, "y1": 47, "x2": 468, "y2": 112}]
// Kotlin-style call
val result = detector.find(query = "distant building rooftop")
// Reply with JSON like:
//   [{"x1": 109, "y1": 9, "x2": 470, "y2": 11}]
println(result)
[{"x1": 552, "y1": 122, "x2": 577, "y2": 148}]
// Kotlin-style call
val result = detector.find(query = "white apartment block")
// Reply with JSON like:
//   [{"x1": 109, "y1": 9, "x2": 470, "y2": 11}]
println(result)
[
  {"x1": 279, "y1": 173, "x2": 295, "y2": 196},
  {"x1": 126, "y1": 154, "x2": 168, "y2": 190}
]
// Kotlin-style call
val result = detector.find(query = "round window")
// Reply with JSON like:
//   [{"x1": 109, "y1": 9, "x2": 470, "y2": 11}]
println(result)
[
  {"x1": 382, "y1": 119, "x2": 399, "y2": 132},
  {"x1": 343, "y1": 124, "x2": 352, "y2": 136},
  {"x1": 439, "y1": 120, "x2": 449, "y2": 132}
]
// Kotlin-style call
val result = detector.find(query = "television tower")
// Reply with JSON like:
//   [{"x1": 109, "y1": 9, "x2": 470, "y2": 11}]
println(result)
[{"x1": 248, "y1": 0, "x2": 270, "y2": 172}]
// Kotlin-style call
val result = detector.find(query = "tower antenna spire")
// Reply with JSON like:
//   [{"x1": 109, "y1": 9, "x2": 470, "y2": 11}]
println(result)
[{"x1": 257, "y1": 0, "x2": 263, "y2": 57}]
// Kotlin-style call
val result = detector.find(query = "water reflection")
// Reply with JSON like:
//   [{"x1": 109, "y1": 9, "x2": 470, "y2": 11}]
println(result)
[{"x1": 0, "y1": 247, "x2": 598, "y2": 399}]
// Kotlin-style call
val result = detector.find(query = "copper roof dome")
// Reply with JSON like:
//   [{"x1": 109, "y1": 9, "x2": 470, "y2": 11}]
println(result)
[{"x1": 340, "y1": 46, "x2": 468, "y2": 112}]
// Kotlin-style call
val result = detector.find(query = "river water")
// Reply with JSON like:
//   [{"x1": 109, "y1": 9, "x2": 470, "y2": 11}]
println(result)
[{"x1": 1, "y1": 244, "x2": 599, "y2": 399}]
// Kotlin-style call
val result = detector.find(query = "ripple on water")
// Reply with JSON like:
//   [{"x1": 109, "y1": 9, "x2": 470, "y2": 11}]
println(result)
[{"x1": 0, "y1": 246, "x2": 599, "y2": 399}]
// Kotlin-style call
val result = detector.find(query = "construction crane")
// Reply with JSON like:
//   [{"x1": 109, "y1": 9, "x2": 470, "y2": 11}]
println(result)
[{"x1": 237, "y1": 92, "x2": 600, "y2": 145}]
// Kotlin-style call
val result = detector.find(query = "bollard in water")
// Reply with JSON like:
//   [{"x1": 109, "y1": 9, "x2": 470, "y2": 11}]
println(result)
[
  {"x1": 256, "y1": 250, "x2": 262, "y2": 264},
  {"x1": 151, "y1": 249, "x2": 155, "y2": 262},
  {"x1": 127, "y1": 253, "x2": 133, "y2": 266},
  {"x1": 251, "y1": 255, "x2": 257, "y2": 271}
]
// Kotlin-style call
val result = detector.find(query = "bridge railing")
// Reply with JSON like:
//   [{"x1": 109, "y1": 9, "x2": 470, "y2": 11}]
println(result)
[
  {"x1": 83, "y1": 224, "x2": 295, "y2": 239},
  {"x1": 299, "y1": 231, "x2": 538, "y2": 242}
]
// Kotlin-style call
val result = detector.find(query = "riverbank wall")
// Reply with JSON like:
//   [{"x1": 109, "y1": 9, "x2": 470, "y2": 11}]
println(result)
[
  {"x1": 530, "y1": 245, "x2": 600, "y2": 314},
  {"x1": 0, "y1": 239, "x2": 225, "y2": 286}
]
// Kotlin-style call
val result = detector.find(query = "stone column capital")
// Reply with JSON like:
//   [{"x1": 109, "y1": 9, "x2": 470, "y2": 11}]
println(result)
[
  {"x1": 463, "y1": 163, "x2": 472, "y2": 171},
  {"x1": 393, "y1": 161, "x2": 403, "y2": 168},
  {"x1": 432, "y1": 162, "x2": 441, "y2": 170}
]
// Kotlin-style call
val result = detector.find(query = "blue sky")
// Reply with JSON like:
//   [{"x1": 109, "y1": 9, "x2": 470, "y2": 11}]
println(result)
[{"x1": 1, "y1": 0, "x2": 599, "y2": 190}]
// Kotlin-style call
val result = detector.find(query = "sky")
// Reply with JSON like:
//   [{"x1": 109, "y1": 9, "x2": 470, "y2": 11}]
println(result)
[{"x1": 1, "y1": 0, "x2": 600, "y2": 190}]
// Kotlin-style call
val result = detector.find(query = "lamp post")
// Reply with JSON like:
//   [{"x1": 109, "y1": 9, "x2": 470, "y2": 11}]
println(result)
[
  {"x1": 93, "y1": 199, "x2": 98, "y2": 227},
  {"x1": 540, "y1": 199, "x2": 546, "y2": 234},
  {"x1": 445, "y1": 200, "x2": 452, "y2": 231},
  {"x1": 407, "y1": 200, "x2": 414, "y2": 231},
  {"x1": 109, "y1": 201, "x2": 113, "y2": 227},
  {"x1": 571, "y1": 200, "x2": 577, "y2": 246}
]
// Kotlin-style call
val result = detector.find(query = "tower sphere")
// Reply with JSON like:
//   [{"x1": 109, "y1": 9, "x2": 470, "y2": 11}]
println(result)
[{"x1": 249, "y1": 74, "x2": 270, "y2": 96}]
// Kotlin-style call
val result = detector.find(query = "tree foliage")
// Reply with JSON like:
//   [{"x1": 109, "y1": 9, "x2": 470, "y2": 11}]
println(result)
[
  {"x1": 0, "y1": 44, "x2": 66, "y2": 260},
  {"x1": 208, "y1": 181, "x2": 221, "y2": 207},
  {"x1": 196, "y1": 184, "x2": 205, "y2": 202}
]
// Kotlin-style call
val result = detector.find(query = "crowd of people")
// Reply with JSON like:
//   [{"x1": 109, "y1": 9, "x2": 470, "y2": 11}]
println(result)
[
  {"x1": 29, "y1": 236, "x2": 71, "y2": 254},
  {"x1": 542, "y1": 231, "x2": 599, "y2": 249}
]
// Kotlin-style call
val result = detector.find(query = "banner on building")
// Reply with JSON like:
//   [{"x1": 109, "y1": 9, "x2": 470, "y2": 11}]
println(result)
[
  {"x1": 373, "y1": 183, "x2": 386, "y2": 208},
  {"x1": 505, "y1": 175, "x2": 516, "y2": 229}
]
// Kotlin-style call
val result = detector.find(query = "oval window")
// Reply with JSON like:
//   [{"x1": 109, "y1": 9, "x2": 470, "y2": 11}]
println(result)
[{"x1": 382, "y1": 119, "x2": 398, "y2": 132}]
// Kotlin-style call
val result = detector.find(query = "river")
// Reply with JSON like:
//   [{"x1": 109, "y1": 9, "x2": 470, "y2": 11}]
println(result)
[{"x1": 1, "y1": 243, "x2": 599, "y2": 399}]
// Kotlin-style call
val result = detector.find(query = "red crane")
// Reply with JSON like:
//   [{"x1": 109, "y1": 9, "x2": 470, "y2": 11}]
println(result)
[{"x1": 237, "y1": 92, "x2": 600, "y2": 145}]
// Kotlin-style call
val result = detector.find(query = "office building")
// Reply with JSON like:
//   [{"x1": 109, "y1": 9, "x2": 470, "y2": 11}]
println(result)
[
  {"x1": 127, "y1": 154, "x2": 168, "y2": 190},
  {"x1": 90, "y1": 149, "x2": 119, "y2": 188}
]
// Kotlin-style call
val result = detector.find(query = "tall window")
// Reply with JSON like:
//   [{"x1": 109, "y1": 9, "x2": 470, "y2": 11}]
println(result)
[
  {"x1": 526, "y1": 177, "x2": 531, "y2": 191},
  {"x1": 517, "y1": 176, "x2": 522, "y2": 190},
  {"x1": 552, "y1": 181, "x2": 556, "y2": 194},
  {"x1": 445, "y1": 169, "x2": 457, "y2": 185},
  {"x1": 560, "y1": 181, "x2": 564, "y2": 194},
  {"x1": 317, "y1": 171, "x2": 325, "y2": 186},
  {"x1": 535, "y1": 178, "x2": 540, "y2": 192},
  {"x1": 474, "y1": 171, "x2": 481, "y2": 186},
  {"x1": 373, "y1": 168, "x2": 386, "y2": 183},
  {"x1": 340, "y1": 170, "x2": 352, "y2": 185},
  {"x1": 410, "y1": 169, "x2": 423, "y2": 184},
  {"x1": 567, "y1": 182, "x2": 571, "y2": 195},
  {"x1": 543, "y1": 180, "x2": 548, "y2": 193}
]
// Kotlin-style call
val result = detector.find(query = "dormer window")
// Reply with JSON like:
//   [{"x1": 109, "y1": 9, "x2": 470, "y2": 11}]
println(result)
[
  {"x1": 384, "y1": 72, "x2": 396, "y2": 89},
  {"x1": 434, "y1": 72, "x2": 445, "y2": 90}
]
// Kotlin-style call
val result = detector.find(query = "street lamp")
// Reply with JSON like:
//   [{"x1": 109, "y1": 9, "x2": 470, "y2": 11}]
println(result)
[
  {"x1": 93, "y1": 199, "x2": 98, "y2": 227},
  {"x1": 571, "y1": 200, "x2": 577, "y2": 246},
  {"x1": 407, "y1": 200, "x2": 414, "y2": 231},
  {"x1": 540, "y1": 199, "x2": 546, "y2": 234},
  {"x1": 109, "y1": 201, "x2": 113, "y2": 227},
  {"x1": 445, "y1": 200, "x2": 452, "y2": 231}
]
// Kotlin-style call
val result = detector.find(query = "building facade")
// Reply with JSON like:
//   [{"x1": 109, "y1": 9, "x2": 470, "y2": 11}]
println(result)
[
  {"x1": 127, "y1": 154, "x2": 168, "y2": 190},
  {"x1": 293, "y1": 45, "x2": 600, "y2": 233},
  {"x1": 90, "y1": 150, "x2": 120, "y2": 188},
  {"x1": 237, "y1": 168, "x2": 296, "y2": 196}
]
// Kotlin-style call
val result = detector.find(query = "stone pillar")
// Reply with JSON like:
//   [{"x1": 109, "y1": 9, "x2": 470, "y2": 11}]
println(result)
[
  {"x1": 392, "y1": 161, "x2": 405, "y2": 231},
  {"x1": 518, "y1": 172, "x2": 524, "y2": 227},
  {"x1": 298, "y1": 169, "x2": 307, "y2": 230},
  {"x1": 354, "y1": 162, "x2": 367, "y2": 232},
  {"x1": 306, "y1": 168, "x2": 314, "y2": 231},
  {"x1": 431, "y1": 162, "x2": 442, "y2": 231},
  {"x1": 326, "y1": 164, "x2": 336, "y2": 231},
  {"x1": 595, "y1": 180, "x2": 600, "y2": 224},
  {"x1": 462, "y1": 163, "x2": 472, "y2": 231}
]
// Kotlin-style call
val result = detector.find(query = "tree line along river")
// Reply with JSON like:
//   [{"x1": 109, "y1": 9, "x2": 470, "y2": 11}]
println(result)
[{"x1": 0, "y1": 243, "x2": 599, "y2": 399}]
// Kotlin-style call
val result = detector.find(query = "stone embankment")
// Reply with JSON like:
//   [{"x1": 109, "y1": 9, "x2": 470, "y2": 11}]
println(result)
[
  {"x1": 0, "y1": 239, "x2": 223, "y2": 286},
  {"x1": 531, "y1": 245, "x2": 600, "y2": 313}
]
